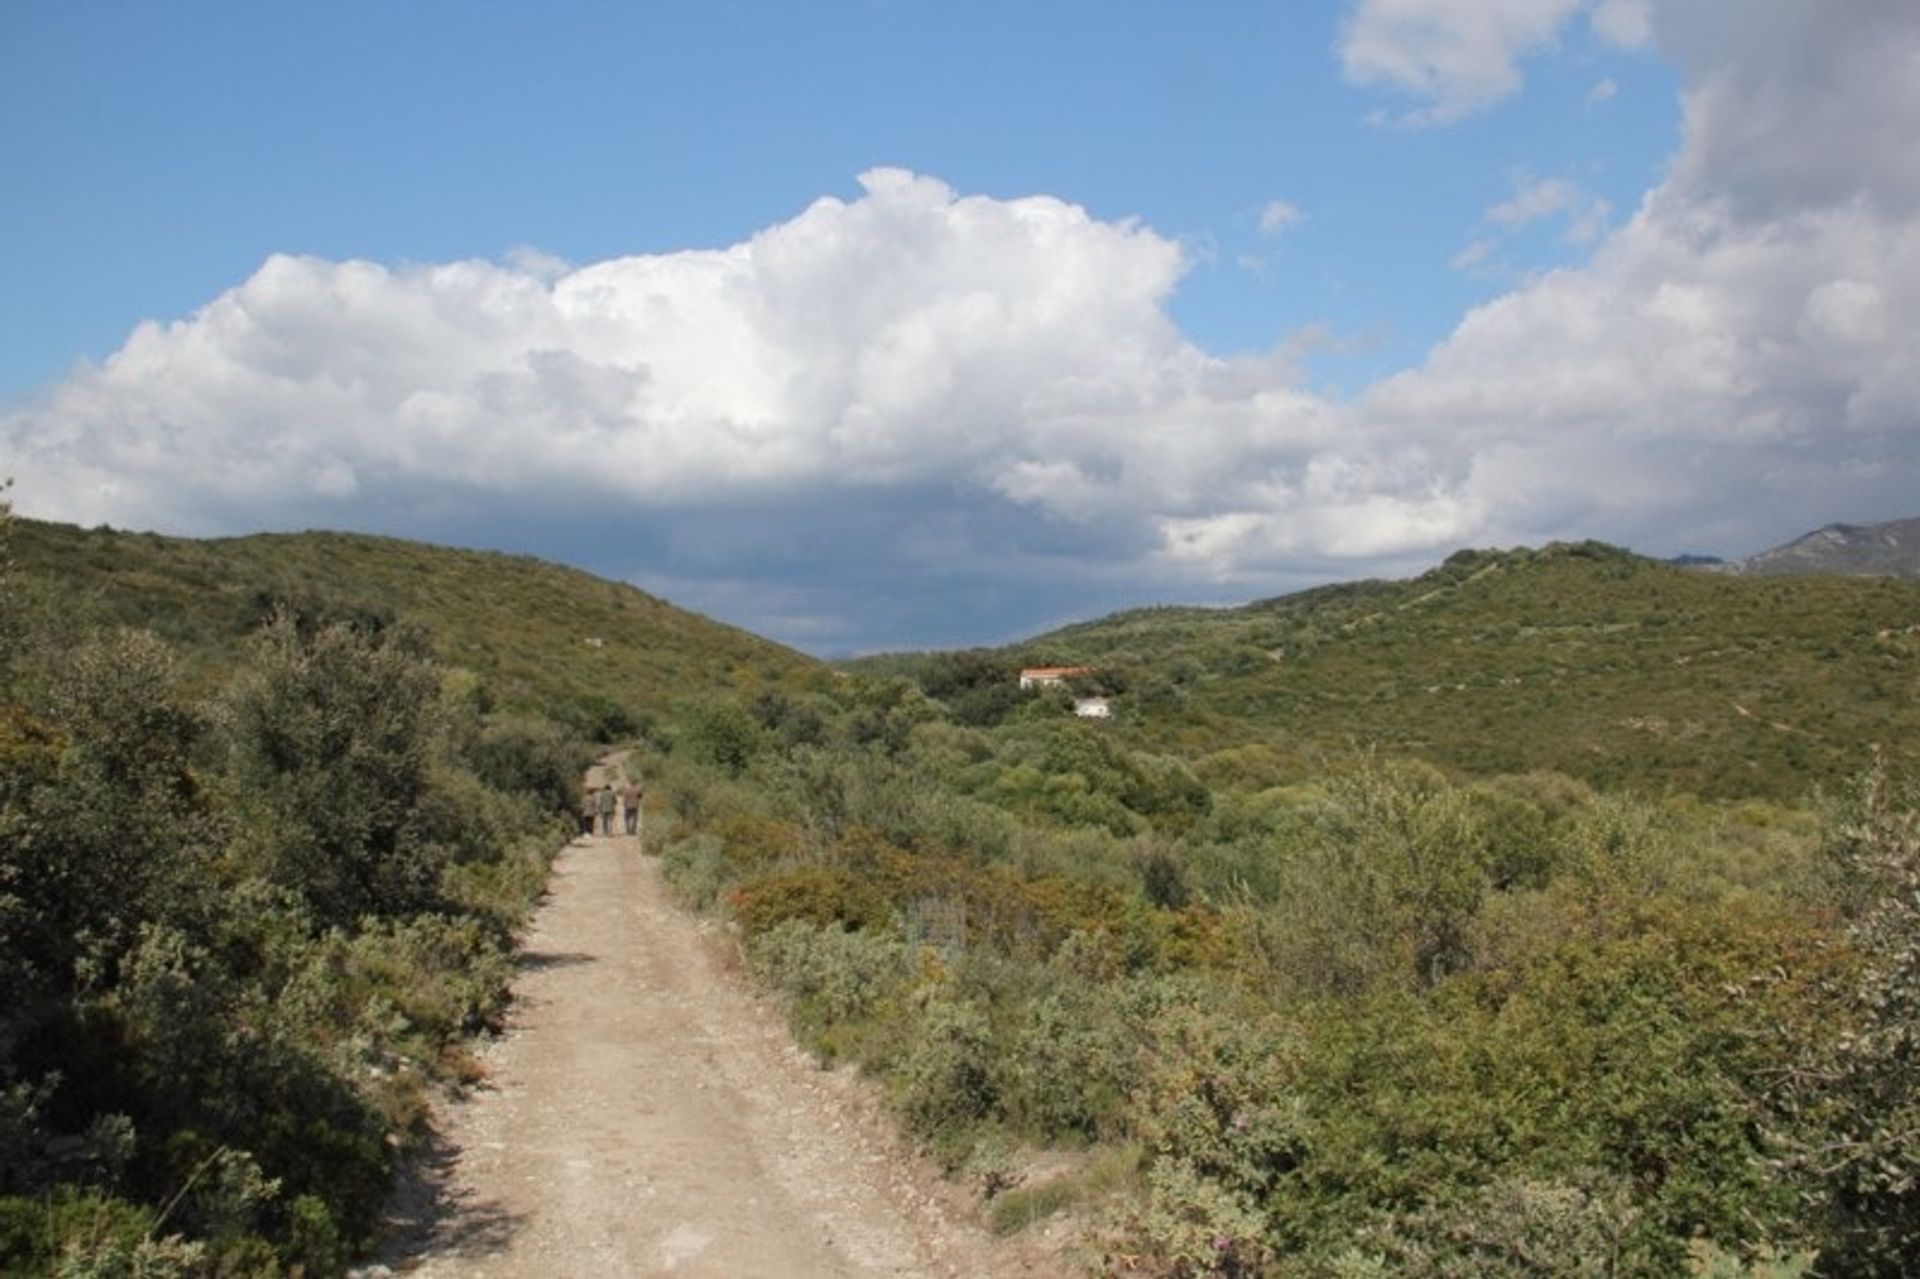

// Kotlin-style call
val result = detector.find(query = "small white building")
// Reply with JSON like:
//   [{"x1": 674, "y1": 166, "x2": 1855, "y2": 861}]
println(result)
[{"x1": 1073, "y1": 696, "x2": 1112, "y2": 719}]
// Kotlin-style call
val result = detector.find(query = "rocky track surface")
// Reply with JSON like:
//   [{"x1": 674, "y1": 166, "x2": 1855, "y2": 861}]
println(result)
[{"x1": 376, "y1": 768, "x2": 1066, "y2": 1277}]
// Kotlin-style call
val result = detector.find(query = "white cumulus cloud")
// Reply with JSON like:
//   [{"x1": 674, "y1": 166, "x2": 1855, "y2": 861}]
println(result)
[
  {"x1": 5, "y1": 2, "x2": 1919, "y2": 651},
  {"x1": 2, "y1": 167, "x2": 1442, "y2": 640},
  {"x1": 8, "y1": 169, "x2": 1208, "y2": 527},
  {"x1": 1351, "y1": 0, "x2": 1920, "y2": 552}
]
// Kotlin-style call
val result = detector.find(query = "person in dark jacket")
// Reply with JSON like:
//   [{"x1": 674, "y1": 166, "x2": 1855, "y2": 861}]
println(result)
[{"x1": 596, "y1": 784, "x2": 617, "y2": 835}]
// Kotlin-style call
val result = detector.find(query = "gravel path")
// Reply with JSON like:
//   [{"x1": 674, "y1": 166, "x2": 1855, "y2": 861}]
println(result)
[{"x1": 376, "y1": 767, "x2": 1060, "y2": 1278}]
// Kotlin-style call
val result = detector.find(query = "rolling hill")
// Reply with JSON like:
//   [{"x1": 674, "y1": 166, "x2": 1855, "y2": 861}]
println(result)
[
  {"x1": 7, "y1": 518, "x2": 821, "y2": 725},
  {"x1": 963, "y1": 540, "x2": 1920, "y2": 800},
  {"x1": 17, "y1": 516, "x2": 1920, "y2": 801}
]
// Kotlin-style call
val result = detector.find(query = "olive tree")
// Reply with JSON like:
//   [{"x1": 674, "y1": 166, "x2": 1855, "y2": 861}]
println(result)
[
  {"x1": 221, "y1": 612, "x2": 452, "y2": 929},
  {"x1": 1792, "y1": 759, "x2": 1920, "y2": 1273}
]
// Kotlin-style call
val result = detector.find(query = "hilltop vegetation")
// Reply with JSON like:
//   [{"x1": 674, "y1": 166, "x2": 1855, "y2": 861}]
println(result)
[
  {"x1": 860, "y1": 541, "x2": 1920, "y2": 801},
  {"x1": 8, "y1": 518, "x2": 817, "y2": 734}
]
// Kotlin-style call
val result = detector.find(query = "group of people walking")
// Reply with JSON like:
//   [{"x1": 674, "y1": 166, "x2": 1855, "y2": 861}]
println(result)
[{"x1": 580, "y1": 777, "x2": 643, "y2": 840}]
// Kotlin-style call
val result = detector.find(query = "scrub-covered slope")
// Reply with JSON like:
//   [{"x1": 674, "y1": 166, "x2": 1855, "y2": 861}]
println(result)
[
  {"x1": 935, "y1": 541, "x2": 1920, "y2": 799},
  {"x1": 10, "y1": 518, "x2": 820, "y2": 727}
]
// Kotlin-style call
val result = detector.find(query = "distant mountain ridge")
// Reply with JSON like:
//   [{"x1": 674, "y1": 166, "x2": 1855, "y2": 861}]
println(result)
[{"x1": 1709, "y1": 516, "x2": 1920, "y2": 579}]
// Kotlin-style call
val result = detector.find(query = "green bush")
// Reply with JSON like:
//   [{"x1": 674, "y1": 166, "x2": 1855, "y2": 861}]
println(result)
[
  {"x1": 553, "y1": 691, "x2": 639, "y2": 744},
  {"x1": 898, "y1": 995, "x2": 999, "y2": 1150},
  {"x1": 749, "y1": 919, "x2": 912, "y2": 1040},
  {"x1": 0, "y1": 1191, "x2": 208, "y2": 1279},
  {"x1": 711, "y1": 814, "x2": 805, "y2": 870},
  {"x1": 1139, "y1": 1158, "x2": 1275, "y2": 1278},
  {"x1": 998, "y1": 986, "x2": 1138, "y2": 1143},
  {"x1": 441, "y1": 827, "x2": 562, "y2": 934},
  {"x1": 1131, "y1": 999, "x2": 1306, "y2": 1273},
  {"x1": 725, "y1": 867, "x2": 890, "y2": 937},
  {"x1": 682, "y1": 700, "x2": 763, "y2": 776},
  {"x1": 221, "y1": 612, "x2": 452, "y2": 929},
  {"x1": 660, "y1": 834, "x2": 728, "y2": 910},
  {"x1": 1246, "y1": 761, "x2": 1498, "y2": 998},
  {"x1": 1780, "y1": 759, "x2": 1920, "y2": 1274},
  {"x1": 0, "y1": 596, "x2": 569, "y2": 1273},
  {"x1": 1328, "y1": 1171, "x2": 1644, "y2": 1278},
  {"x1": 8, "y1": 629, "x2": 219, "y2": 1000},
  {"x1": 465, "y1": 714, "x2": 591, "y2": 814},
  {"x1": 280, "y1": 913, "x2": 513, "y2": 1074}
]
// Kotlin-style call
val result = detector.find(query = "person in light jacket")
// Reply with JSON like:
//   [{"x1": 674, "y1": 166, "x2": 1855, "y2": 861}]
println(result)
[{"x1": 595, "y1": 784, "x2": 617, "y2": 836}]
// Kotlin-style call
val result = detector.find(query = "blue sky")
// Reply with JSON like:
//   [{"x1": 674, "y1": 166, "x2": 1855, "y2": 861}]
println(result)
[
  {"x1": 4, "y1": 2, "x2": 1914, "y2": 653},
  {"x1": 3, "y1": 2, "x2": 1674, "y2": 400}
]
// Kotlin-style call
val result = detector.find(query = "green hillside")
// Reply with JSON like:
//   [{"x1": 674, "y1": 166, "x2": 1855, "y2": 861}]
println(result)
[
  {"x1": 15, "y1": 505, "x2": 1920, "y2": 1272},
  {"x1": 638, "y1": 540, "x2": 1920, "y2": 1275},
  {"x1": 9, "y1": 519, "x2": 820, "y2": 727},
  {"x1": 873, "y1": 541, "x2": 1920, "y2": 800}
]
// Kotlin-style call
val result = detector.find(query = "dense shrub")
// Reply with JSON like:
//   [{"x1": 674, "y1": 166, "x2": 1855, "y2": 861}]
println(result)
[
  {"x1": 725, "y1": 867, "x2": 891, "y2": 937},
  {"x1": 1329, "y1": 1171, "x2": 1644, "y2": 1278},
  {"x1": 682, "y1": 699, "x2": 764, "y2": 776},
  {"x1": 998, "y1": 982, "x2": 1141, "y2": 1143},
  {"x1": 1778, "y1": 759, "x2": 1920, "y2": 1274},
  {"x1": 0, "y1": 1191, "x2": 208, "y2": 1279},
  {"x1": 0, "y1": 596, "x2": 568, "y2": 1275},
  {"x1": 749, "y1": 919, "x2": 911, "y2": 1035},
  {"x1": 221, "y1": 613, "x2": 452, "y2": 929},
  {"x1": 1131, "y1": 999, "x2": 1306, "y2": 1276},
  {"x1": 1237, "y1": 761, "x2": 1498, "y2": 999},
  {"x1": 710, "y1": 814, "x2": 805, "y2": 870},
  {"x1": 12, "y1": 630, "x2": 220, "y2": 992},
  {"x1": 553, "y1": 691, "x2": 639, "y2": 744},
  {"x1": 898, "y1": 995, "x2": 999, "y2": 1148},
  {"x1": 660, "y1": 833, "x2": 729, "y2": 910},
  {"x1": 629, "y1": 672, "x2": 1916, "y2": 1272},
  {"x1": 465, "y1": 713, "x2": 591, "y2": 814}
]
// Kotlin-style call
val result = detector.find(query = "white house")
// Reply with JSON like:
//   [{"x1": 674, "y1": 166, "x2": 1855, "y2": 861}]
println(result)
[{"x1": 1073, "y1": 696, "x2": 1112, "y2": 719}]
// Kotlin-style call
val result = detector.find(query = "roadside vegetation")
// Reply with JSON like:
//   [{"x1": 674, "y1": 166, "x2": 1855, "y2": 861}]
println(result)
[
  {"x1": 650, "y1": 550, "x2": 1920, "y2": 1275},
  {"x1": 0, "y1": 502, "x2": 607, "y2": 1274}
]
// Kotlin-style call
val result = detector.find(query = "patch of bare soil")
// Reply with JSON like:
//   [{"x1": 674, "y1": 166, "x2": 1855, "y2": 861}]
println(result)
[{"x1": 375, "y1": 773, "x2": 1081, "y2": 1277}]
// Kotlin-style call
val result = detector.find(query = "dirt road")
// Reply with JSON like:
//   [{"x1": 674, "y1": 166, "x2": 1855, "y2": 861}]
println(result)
[{"x1": 377, "y1": 774, "x2": 1058, "y2": 1277}]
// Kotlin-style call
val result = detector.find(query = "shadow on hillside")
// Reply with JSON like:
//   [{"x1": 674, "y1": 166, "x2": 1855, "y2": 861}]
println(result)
[
  {"x1": 517, "y1": 949, "x2": 596, "y2": 972},
  {"x1": 375, "y1": 1129, "x2": 526, "y2": 1266}
]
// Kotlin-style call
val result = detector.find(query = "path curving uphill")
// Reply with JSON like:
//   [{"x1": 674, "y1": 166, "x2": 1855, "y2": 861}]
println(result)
[{"x1": 378, "y1": 764, "x2": 1052, "y2": 1277}]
